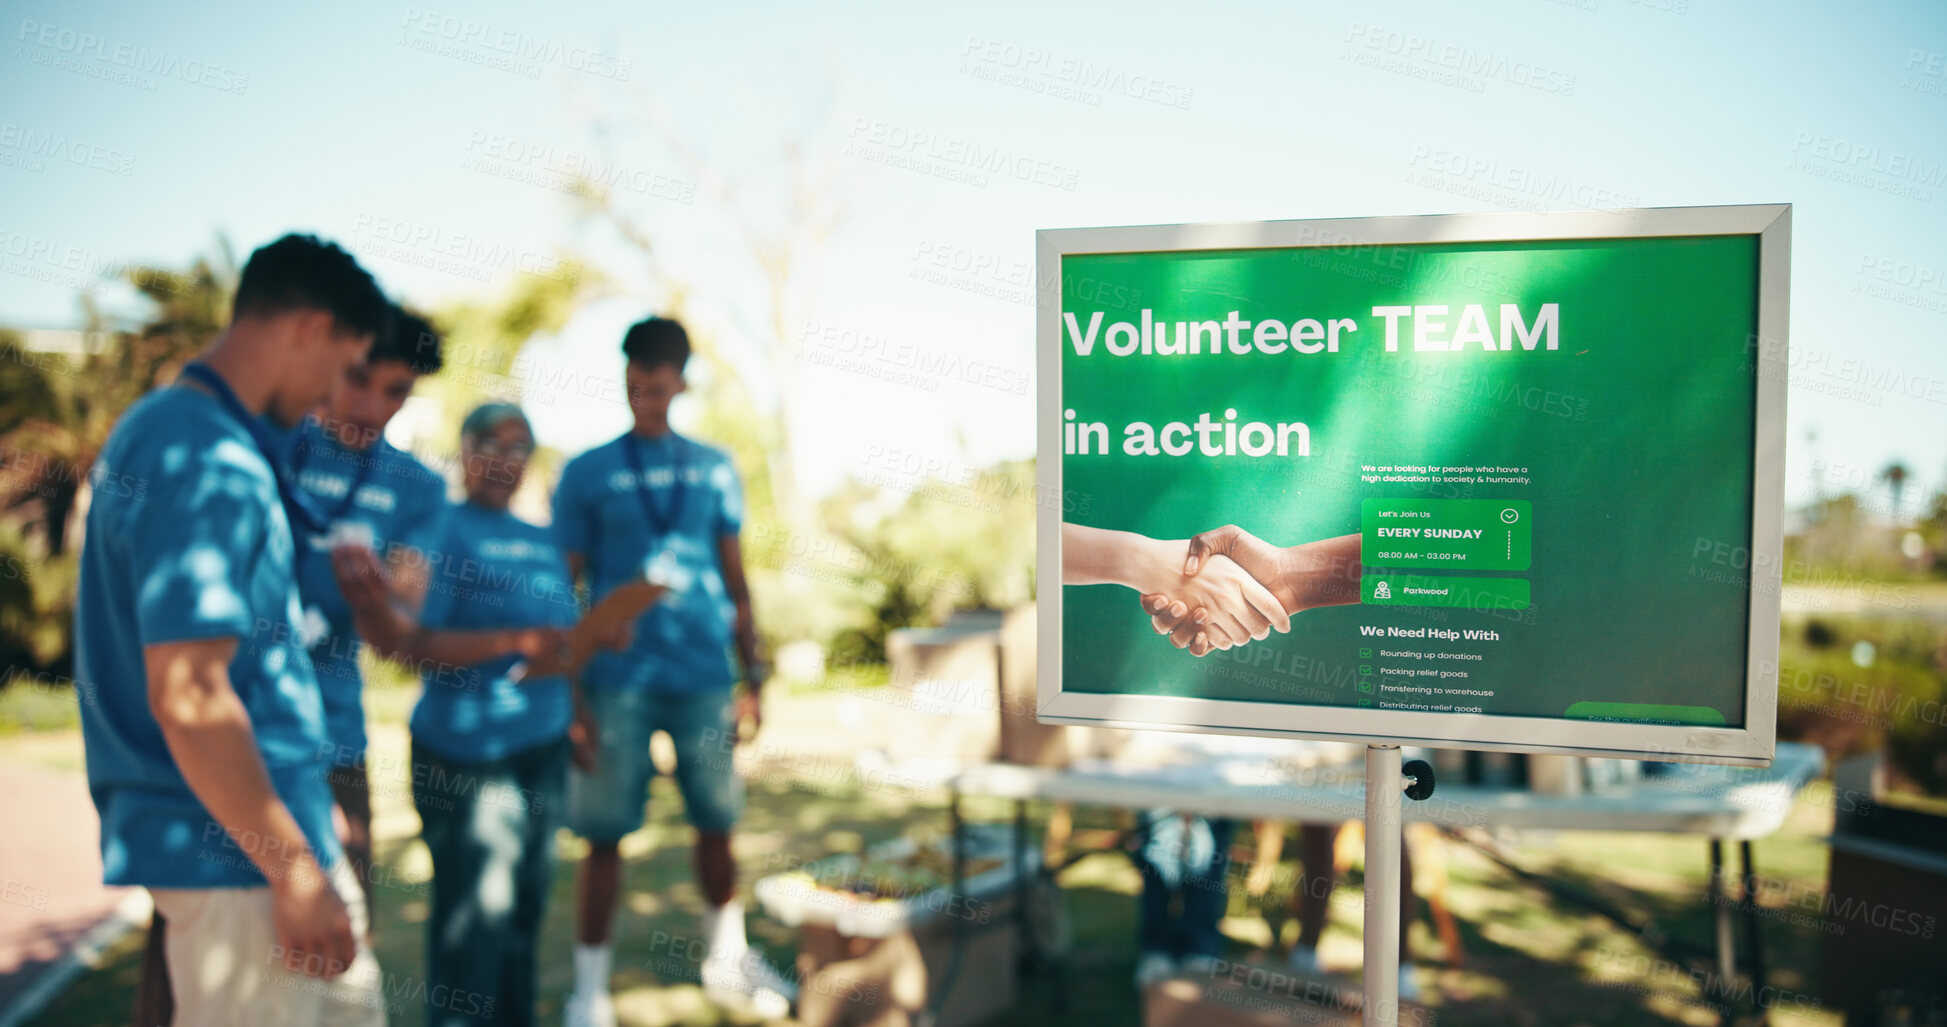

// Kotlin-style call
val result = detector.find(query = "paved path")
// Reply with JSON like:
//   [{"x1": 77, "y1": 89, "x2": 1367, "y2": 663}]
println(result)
[{"x1": 0, "y1": 762, "x2": 144, "y2": 1025}]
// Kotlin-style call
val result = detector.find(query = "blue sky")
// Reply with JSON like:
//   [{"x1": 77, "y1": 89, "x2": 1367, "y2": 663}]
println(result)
[{"x1": 3, "y1": 0, "x2": 1943, "y2": 509}]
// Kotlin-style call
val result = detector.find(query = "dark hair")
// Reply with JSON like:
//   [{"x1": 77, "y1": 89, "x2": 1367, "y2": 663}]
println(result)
[
  {"x1": 621, "y1": 316, "x2": 690, "y2": 372},
  {"x1": 233, "y1": 233, "x2": 390, "y2": 345},
  {"x1": 369, "y1": 304, "x2": 444, "y2": 375}
]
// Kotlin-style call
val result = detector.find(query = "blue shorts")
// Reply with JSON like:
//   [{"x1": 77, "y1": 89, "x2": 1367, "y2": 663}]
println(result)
[{"x1": 567, "y1": 688, "x2": 744, "y2": 842}]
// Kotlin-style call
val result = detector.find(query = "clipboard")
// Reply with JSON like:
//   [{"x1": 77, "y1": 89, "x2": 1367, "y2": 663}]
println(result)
[{"x1": 514, "y1": 578, "x2": 667, "y2": 681}]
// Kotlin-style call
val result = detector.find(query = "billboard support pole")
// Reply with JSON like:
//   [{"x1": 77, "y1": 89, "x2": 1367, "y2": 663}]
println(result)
[{"x1": 1363, "y1": 743, "x2": 1403, "y2": 1027}]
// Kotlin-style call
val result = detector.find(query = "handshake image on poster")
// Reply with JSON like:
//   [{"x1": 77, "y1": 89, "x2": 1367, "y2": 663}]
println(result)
[{"x1": 1061, "y1": 523, "x2": 1362, "y2": 657}]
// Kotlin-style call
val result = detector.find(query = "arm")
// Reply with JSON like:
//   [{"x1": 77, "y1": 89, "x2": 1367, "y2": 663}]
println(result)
[
  {"x1": 1263, "y1": 532, "x2": 1363, "y2": 613},
  {"x1": 1154, "y1": 528, "x2": 1364, "y2": 654},
  {"x1": 1182, "y1": 528, "x2": 1363, "y2": 615},
  {"x1": 552, "y1": 454, "x2": 594, "y2": 613},
  {"x1": 145, "y1": 638, "x2": 354, "y2": 978},
  {"x1": 718, "y1": 533, "x2": 766, "y2": 736},
  {"x1": 331, "y1": 546, "x2": 566, "y2": 669},
  {"x1": 567, "y1": 678, "x2": 599, "y2": 773},
  {"x1": 560, "y1": 553, "x2": 604, "y2": 768},
  {"x1": 385, "y1": 486, "x2": 446, "y2": 618},
  {"x1": 1247, "y1": 820, "x2": 1285, "y2": 898},
  {"x1": 1062, "y1": 523, "x2": 1290, "y2": 645},
  {"x1": 1061, "y1": 523, "x2": 1174, "y2": 588},
  {"x1": 384, "y1": 543, "x2": 431, "y2": 616}
]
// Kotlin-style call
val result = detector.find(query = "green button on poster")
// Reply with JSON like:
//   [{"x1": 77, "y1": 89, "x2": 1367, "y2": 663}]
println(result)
[
  {"x1": 1361, "y1": 573, "x2": 1530, "y2": 609},
  {"x1": 1362, "y1": 498, "x2": 1532, "y2": 570}
]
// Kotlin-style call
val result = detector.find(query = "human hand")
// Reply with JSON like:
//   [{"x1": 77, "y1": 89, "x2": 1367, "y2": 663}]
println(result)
[
  {"x1": 514, "y1": 626, "x2": 574, "y2": 665},
  {"x1": 1152, "y1": 525, "x2": 1297, "y2": 656},
  {"x1": 734, "y1": 688, "x2": 762, "y2": 742},
  {"x1": 1134, "y1": 550, "x2": 1290, "y2": 652},
  {"x1": 328, "y1": 545, "x2": 391, "y2": 614},
  {"x1": 268, "y1": 859, "x2": 356, "y2": 979},
  {"x1": 1153, "y1": 527, "x2": 1364, "y2": 655},
  {"x1": 569, "y1": 706, "x2": 599, "y2": 773},
  {"x1": 594, "y1": 620, "x2": 634, "y2": 652},
  {"x1": 1185, "y1": 525, "x2": 1305, "y2": 613},
  {"x1": 1056, "y1": 523, "x2": 1289, "y2": 651}
]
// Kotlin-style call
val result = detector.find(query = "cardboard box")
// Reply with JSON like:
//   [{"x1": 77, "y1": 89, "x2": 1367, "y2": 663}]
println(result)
[
  {"x1": 1143, "y1": 976, "x2": 1358, "y2": 1027},
  {"x1": 883, "y1": 605, "x2": 1073, "y2": 768},
  {"x1": 794, "y1": 893, "x2": 1018, "y2": 1027},
  {"x1": 998, "y1": 603, "x2": 1067, "y2": 767},
  {"x1": 1143, "y1": 968, "x2": 1435, "y2": 1027},
  {"x1": 1526, "y1": 754, "x2": 1584, "y2": 796},
  {"x1": 884, "y1": 616, "x2": 1004, "y2": 762},
  {"x1": 1822, "y1": 753, "x2": 1947, "y2": 1023}
]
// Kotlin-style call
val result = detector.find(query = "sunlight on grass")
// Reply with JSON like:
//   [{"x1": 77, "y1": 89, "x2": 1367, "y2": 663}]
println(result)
[
  {"x1": 0, "y1": 680, "x2": 81, "y2": 737},
  {"x1": 0, "y1": 690, "x2": 1879, "y2": 1027}
]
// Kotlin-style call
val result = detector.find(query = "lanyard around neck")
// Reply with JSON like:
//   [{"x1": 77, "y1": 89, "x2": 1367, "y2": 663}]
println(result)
[
  {"x1": 176, "y1": 362, "x2": 330, "y2": 539},
  {"x1": 622, "y1": 431, "x2": 687, "y2": 543}
]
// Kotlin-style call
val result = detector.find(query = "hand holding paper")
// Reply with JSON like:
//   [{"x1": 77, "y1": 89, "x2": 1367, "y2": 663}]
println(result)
[
  {"x1": 330, "y1": 544, "x2": 657, "y2": 677},
  {"x1": 517, "y1": 579, "x2": 665, "y2": 679}
]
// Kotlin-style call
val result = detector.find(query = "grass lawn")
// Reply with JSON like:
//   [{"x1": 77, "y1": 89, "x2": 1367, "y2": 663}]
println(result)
[{"x1": 4, "y1": 677, "x2": 1852, "y2": 1026}]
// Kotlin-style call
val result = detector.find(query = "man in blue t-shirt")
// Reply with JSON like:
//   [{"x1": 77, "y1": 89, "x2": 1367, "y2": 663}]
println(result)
[
  {"x1": 74, "y1": 233, "x2": 391, "y2": 1025},
  {"x1": 556, "y1": 317, "x2": 792, "y2": 1024},
  {"x1": 286, "y1": 303, "x2": 448, "y2": 917}
]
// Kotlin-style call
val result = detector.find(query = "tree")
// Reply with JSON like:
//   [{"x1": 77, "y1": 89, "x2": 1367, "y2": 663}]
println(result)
[
  {"x1": 421, "y1": 258, "x2": 599, "y2": 444},
  {"x1": 1879, "y1": 461, "x2": 1910, "y2": 522},
  {"x1": 0, "y1": 246, "x2": 232, "y2": 678},
  {"x1": 567, "y1": 87, "x2": 850, "y2": 537}
]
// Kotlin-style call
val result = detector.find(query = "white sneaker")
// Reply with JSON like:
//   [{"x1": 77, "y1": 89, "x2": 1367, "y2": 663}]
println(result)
[
  {"x1": 564, "y1": 990, "x2": 616, "y2": 1027},
  {"x1": 701, "y1": 946, "x2": 797, "y2": 1019},
  {"x1": 1133, "y1": 951, "x2": 1176, "y2": 988}
]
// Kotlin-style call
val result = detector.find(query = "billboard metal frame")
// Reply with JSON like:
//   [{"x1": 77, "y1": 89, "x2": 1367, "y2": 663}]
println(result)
[{"x1": 1035, "y1": 204, "x2": 1790, "y2": 767}]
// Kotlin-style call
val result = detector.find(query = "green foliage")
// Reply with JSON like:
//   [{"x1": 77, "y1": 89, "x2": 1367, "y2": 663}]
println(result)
[
  {"x1": 422, "y1": 258, "x2": 597, "y2": 448},
  {"x1": 813, "y1": 458, "x2": 1036, "y2": 666},
  {"x1": 0, "y1": 250, "x2": 234, "y2": 680},
  {"x1": 0, "y1": 534, "x2": 45, "y2": 676},
  {"x1": 0, "y1": 330, "x2": 61, "y2": 436},
  {"x1": 1920, "y1": 489, "x2": 1947, "y2": 573},
  {"x1": 0, "y1": 230, "x2": 1052, "y2": 704},
  {"x1": 1777, "y1": 613, "x2": 1947, "y2": 797},
  {"x1": 1787, "y1": 488, "x2": 1947, "y2": 582},
  {"x1": 0, "y1": 666, "x2": 83, "y2": 735}
]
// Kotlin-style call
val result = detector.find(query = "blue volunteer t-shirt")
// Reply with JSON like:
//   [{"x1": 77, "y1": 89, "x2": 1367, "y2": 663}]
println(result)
[
  {"x1": 74, "y1": 386, "x2": 341, "y2": 888},
  {"x1": 408, "y1": 501, "x2": 577, "y2": 763},
  {"x1": 280, "y1": 418, "x2": 448, "y2": 764},
  {"x1": 552, "y1": 432, "x2": 744, "y2": 694}
]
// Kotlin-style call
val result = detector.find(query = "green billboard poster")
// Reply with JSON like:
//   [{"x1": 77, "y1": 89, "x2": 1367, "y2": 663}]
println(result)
[{"x1": 1036, "y1": 207, "x2": 1790, "y2": 766}]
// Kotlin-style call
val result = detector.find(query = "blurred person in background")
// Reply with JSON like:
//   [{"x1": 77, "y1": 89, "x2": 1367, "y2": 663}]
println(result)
[
  {"x1": 287, "y1": 301, "x2": 449, "y2": 919},
  {"x1": 552, "y1": 317, "x2": 789, "y2": 1025},
  {"x1": 1264, "y1": 819, "x2": 1420, "y2": 1000},
  {"x1": 333, "y1": 401, "x2": 622, "y2": 1027},
  {"x1": 1131, "y1": 812, "x2": 1236, "y2": 988},
  {"x1": 76, "y1": 233, "x2": 390, "y2": 1025}
]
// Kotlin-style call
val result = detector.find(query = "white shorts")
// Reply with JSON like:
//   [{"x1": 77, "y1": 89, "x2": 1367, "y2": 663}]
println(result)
[{"x1": 147, "y1": 860, "x2": 384, "y2": 1027}]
